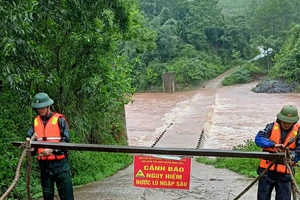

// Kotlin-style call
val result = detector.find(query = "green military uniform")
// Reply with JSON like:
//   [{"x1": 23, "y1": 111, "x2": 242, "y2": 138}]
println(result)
[{"x1": 27, "y1": 93, "x2": 74, "y2": 200}]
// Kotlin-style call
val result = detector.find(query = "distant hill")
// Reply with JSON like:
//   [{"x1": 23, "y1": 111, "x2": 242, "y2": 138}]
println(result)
[{"x1": 218, "y1": 0, "x2": 252, "y2": 16}]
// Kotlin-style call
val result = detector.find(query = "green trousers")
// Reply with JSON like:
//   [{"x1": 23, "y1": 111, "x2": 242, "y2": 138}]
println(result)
[{"x1": 39, "y1": 159, "x2": 74, "y2": 200}]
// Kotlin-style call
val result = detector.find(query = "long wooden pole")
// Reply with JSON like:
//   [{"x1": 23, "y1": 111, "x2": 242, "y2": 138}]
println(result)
[
  {"x1": 233, "y1": 161, "x2": 276, "y2": 200},
  {"x1": 12, "y1": 141, "x2": 285, "y2": 160},
  {"x1": 0, "y1": 150, "x2": 27, "y2": 200}
]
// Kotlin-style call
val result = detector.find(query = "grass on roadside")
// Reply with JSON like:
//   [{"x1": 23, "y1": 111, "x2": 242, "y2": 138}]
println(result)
[
  {"x1": 196, "y1": 139, "x2": 300, "y2": 185},
  {"x1": 222, "y1": 63, "x2": 267, "y2": 86}
]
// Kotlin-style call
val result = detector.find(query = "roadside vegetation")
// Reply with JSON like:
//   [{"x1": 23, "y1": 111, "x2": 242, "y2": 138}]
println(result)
[
  {"x1": 222, "y1": 63, "x2": 267, "y2": 86},
  {"x1": 1, "y1": 0, "x2": 300, "y2": 199},
  {"x1": 0, "y1": 1, "x2": 140, "y2": 198}
]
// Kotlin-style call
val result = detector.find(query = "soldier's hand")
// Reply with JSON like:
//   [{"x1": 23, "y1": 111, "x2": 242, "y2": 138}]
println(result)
[
  {"x1": 274, "y1": 144, "x2": 284, "y2": 152},
  {"x1": 42, "y1": 149, "x2": 53, "y2": 156}
]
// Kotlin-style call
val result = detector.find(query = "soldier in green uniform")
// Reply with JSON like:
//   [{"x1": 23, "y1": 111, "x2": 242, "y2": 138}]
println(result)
[{"x1": 27, "y1": 93, "x2": 74, "y2": 200}]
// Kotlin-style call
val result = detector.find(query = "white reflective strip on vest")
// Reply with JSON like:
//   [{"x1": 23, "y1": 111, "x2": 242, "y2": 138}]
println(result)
[
  {"x1": 36, "y1": 137, "x2": 62, "y2": 141},
  {"x1": 47, "y1": 137, "x2": 61, "y2": 140}
]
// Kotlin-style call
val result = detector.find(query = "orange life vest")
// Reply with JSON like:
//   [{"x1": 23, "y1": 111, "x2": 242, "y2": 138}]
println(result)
[
  {"x1": 259, "y1": 122, "x2": 299, "y2": 174},
  {"x1": 34, "y1": 113, "x2": 66, "y2": 161}
]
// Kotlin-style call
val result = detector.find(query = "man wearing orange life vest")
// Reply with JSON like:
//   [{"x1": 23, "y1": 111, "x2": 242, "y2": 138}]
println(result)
[
  {"x1": 255, "y1": 105, "x2": 300, "y2": 200},
  {"x1": 26, "y1": 93, "x2": 74, "y2": 200}
]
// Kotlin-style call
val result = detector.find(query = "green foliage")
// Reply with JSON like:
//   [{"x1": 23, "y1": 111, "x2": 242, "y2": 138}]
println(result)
[
  {"x1": 222, "y1": 67, "x2": 250, "y2": 86},
  {"x1": 295, "y1": 168, "x2": 300, "y2": 187},
  {"x1": 136, "y1": 0, "x2": 300, "y2": 91},
  {"x1": 0, "y1": 0, "x2": 45, "y2": 101},
  {"x1": 244, "y1": 0, "x2": 300, "y2": 70},
  {"x1": 248, "y1": 0, "x2": 300, "y2": 42},
  {"x1": 132, "y1": 60, "x2": 166, "y2": 91},
  {"x1": 251, "y1": 35, "x2": 282, "y2": 70},
  {"x1": 70, "y1": 152, "x2": 132, "y2": 185},
  {"x1": 0, "y1": 0, "x2": 146, "y2": 199},
  {"x1": 0, "y1": 89, "x2": 41, "y2": 199},
  {"x1": 0, "y1": 0, "x2": 149, "y2": 144},
  {"x1": 222, "y1": 63, "x2": 266, "y2": 86},
  {"x1": 232, "y1": 139, "x2": 261, "y2": 151},
  {"x1": 220, "y1": 16, "x2": 254, "y2": 61},
  {"x1": 269, "y1": 24, "x2": 300, "y2": 83},
  {"x1": 135, "y1": 0, "x2": 254, "y2": 91},
  {"x1": 0, "y1": 88, "x2": 133, "y2": 199},
  {"x1": 218, "y1": 0, "x2": 252, "y2": 16},
  {"x1": 196, "y1": 140, "x2": 261, "y2": 178},
  {"x1": 182, "y1": 0, "x2": 223, "y2": 51},
  {"x1": 166, "y1": 54, "x2": 225, "y2": 88}
]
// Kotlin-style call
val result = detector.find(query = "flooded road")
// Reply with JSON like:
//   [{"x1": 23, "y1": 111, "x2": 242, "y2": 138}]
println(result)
[
  {"x1": 205, "y1": 83, "x2": 300, "y2": 149},
  {"x1": 74, "y1": 71, "x2": 300, "y2": 199}
]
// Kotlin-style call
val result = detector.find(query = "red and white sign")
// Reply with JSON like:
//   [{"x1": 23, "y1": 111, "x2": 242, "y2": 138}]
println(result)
[{"x1": 133, "y1": 155, "x2": 191, "y2": 190}]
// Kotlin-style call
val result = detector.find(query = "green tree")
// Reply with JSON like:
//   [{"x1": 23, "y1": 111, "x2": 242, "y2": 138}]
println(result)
[
  {"x1": 156, "y1": 18, "x2": 179, "y2": 61},
  {"x1": 269, "y1": 24, "x2": 300, "y2": 83},
  {"x1": 253, "y1": 35, "x2": 281, "y2": 70},
  {"x1": 249, "y1": 0, "x2": 300, "y2": 40},
  {"x1": 182, "y1": 0, "x2": 223, "y2": 51},
  {"x1": 0, "y1": 1, "x2": 153, "y2": 197},
  {"x1": 136, "y1": 0, "x2": 249, "y2": 91},
  {"x1": 0, "y1": 0, "x2": 44, "y2": 100},
  {"x1": 0, "y1": 0, "x2": 151, "y2": 143}
]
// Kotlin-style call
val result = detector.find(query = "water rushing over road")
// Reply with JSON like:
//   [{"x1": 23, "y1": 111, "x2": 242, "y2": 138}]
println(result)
[
  {"x1": 74, "y1": 76, "x2": 300, "y2": 200},
  {"x1": 204, "y1": 82, "x2": 300, "y2": 149},
  {"x1": 127, "y1": 82, "x2": 300, "y2": 150}
]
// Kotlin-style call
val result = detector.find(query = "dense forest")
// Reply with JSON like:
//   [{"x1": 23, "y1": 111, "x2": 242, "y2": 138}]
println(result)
[{"x1": 1, "y1": 0, "x2": 300, "y2": 198}]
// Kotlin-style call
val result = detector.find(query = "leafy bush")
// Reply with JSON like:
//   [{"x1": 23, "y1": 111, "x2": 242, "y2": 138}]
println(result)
[
  {"x1": 167, "y1": 56, "x2": 226, "y2": 88},
  {"x1": 222, "y1": 67, "x2": 250, "y2": 86},
  {"x1": 196, "y1": 140, "x2": 260, "y2": 177},
  {"x1": 0, "y1": 90, "x2": 42, "y2": 199},
  {"x1": 269, "y1": 25, "x2": 300, "y2": 84},
  {"x1": 70, "y1": 152, "x2": 132, "y2": 185},
  {"x1": 222, "y1": 63, "x2": 266, "y2": 86}
]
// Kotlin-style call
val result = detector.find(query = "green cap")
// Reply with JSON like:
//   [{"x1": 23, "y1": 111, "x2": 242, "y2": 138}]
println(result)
[
  {"x1": 31, "y1": 93, "x2": 54, "y2": 108},
  {"x1": 277, "y1": 105, "x2": 299, "y2": 123}
]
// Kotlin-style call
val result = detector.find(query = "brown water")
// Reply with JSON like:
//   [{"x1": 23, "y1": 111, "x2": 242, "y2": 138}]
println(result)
[
  {"x1": 74, "y1": 77, "x2": 300, "y2": 200},
  {"x1": 126, "y1": 82, "x2": 300, "y2": 150},
  {"x1": 204, "y1": 82, "x2": 300, "y2": 149}
]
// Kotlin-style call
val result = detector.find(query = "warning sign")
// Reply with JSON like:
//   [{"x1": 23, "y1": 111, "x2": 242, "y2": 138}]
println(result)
[
  {"x1": 135, "y1": 169, "x2": 145, "y2": 178},
  {"x1": 133, "y1": 155, "x2": 191, "y2": 190}
]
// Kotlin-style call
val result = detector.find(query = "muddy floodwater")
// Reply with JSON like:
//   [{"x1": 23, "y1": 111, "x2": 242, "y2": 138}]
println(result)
[
  {"x1": 126, "y1": 82, "x2": 300, "y2": 150},
  {"x1": 74, "y1": 78, "x2": 300, "y2": 200}
]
